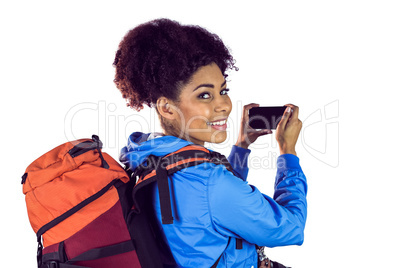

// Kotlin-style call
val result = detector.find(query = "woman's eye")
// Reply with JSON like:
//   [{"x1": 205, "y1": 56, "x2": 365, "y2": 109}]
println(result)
[
  {"x1": 198, "y1": 92, "x2": 211, "y2": 99},
  {"x1": 221, "y1": 88, "x2": 230, "y2": 95}
]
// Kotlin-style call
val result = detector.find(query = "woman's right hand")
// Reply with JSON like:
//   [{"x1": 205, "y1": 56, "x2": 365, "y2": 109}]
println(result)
[{"x1": 276, "y1": 104, "x2": 302, "y2": 156}]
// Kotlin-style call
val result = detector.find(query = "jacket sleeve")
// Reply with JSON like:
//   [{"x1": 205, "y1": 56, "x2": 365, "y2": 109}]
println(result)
[
  {"x1": 208, "y1": 154, "x2": 307, "y2": 247},
  {"x1": 227, "y1": 145, "x2": 251, "y2": 181}
]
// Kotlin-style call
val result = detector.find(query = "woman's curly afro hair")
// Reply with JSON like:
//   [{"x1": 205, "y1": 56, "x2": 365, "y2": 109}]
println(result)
[{"x1": 113, "y1": 18, "x2": 237, "y2": 111}]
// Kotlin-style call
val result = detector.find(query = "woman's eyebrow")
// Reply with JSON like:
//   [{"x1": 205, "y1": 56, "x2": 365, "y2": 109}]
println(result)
[{"x1": 193, "y1": 80, "x2": 227, "y2": 92}]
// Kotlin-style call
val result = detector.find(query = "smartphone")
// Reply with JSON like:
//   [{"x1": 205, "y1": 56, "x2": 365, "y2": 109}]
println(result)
[{"x1": 248, "y1": 106, "x2": 287, "y2": 129}]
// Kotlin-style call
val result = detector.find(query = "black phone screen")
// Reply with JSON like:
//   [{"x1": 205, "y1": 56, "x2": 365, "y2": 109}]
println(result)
[{"x1": 248, "y1": 106, "x2": 287, "y2": 129}]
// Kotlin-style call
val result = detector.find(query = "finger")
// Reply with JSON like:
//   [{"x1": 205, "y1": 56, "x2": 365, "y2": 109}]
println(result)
[
  {"x1": 244, "y1": 103, "x2": 260, "y2": 109},
  {"x1": 243, "y1": 103, "x2": 260, "y2": 119},
  {"x1": 251, "y1": 128, "x2": 272, "y2": 133},
  {"x1": 248, "y1": 128, "x2": 272, "y2": 135},
  {"x1": 277, "y1": 106, "x2": 292, "y2": 131},
  {"x1": 259, "y1": 129, "x2": 273, "y2": 135},
  {"x1": 284, "y1": 104, "x2": 299, "y2": 120},
  {"x1": 260, "y1": 129, "x2": 272, "y2": 134}
]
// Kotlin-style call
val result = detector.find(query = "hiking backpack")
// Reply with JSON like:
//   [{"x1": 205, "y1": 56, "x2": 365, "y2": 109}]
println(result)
[{"x1": 22, "y1": 135, "x2": 236, "y2": 268}]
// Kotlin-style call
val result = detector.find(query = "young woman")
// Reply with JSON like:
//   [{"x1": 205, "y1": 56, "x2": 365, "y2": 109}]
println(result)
[{"x1": 114, "y1": 18, "x2": 306, "y2": 268}]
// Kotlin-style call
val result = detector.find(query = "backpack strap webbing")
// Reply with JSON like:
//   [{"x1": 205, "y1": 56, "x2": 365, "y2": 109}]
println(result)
[
  {"x1": 131, "y1": 145, "x2": 236, "y2": 225},
  {"x1": 40, "y1": 240, "x2": 135, "y2": 268}
]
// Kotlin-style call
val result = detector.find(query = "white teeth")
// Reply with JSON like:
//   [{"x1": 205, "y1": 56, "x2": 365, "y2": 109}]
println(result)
[{"x1": 208, "y1": 120, "x2": 226, "y2": 126}]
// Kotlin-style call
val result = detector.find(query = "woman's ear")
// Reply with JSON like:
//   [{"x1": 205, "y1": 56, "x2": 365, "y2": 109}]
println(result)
[{"x1": 156, "y1": 97, "x2": 176, "y2": 120}]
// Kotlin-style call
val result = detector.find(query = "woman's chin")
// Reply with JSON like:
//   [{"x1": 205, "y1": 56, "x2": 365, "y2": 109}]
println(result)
[{"x1": 208, "y1": 131, "x2": 228, "y2": 144}]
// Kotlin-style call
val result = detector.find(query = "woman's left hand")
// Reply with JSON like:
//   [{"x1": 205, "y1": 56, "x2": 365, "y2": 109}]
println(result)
[{"x1": 235, "y1": 103, "x2": 272, "y2": 149}]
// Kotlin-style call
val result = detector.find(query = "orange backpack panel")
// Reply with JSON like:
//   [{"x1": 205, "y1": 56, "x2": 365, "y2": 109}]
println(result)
[{"x1": 22, "y1": 137, "x2": 128, "y2": 247}]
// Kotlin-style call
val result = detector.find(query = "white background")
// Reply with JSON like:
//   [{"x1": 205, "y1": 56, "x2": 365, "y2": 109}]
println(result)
[{"x1": 1, "y1": 1, "x2": 401, "y2": 267}]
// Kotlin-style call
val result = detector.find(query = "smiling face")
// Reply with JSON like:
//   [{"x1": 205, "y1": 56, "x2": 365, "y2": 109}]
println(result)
[{"x1": 159, "y1": 63, "x2": 232, "y2": 146}]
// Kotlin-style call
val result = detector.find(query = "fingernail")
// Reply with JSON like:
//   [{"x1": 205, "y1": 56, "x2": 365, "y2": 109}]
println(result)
[{"x1": 286, "y1": 107, "x2": 292, "y2": 113}]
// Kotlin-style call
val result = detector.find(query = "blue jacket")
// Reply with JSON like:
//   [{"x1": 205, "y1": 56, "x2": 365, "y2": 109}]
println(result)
[{"x1": 120, "y1": 132, "x2": 307, "y2": 267}]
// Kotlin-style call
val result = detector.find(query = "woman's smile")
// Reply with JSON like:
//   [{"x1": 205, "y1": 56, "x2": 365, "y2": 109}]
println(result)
[{"x1": 206, "y1": 117, "x2": 228, "y2": 130}]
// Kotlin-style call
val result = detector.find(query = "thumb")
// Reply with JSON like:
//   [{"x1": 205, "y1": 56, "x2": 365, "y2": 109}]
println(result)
[
  {"x1": 277, "y1": 106, "x2": 292, "y2": 131},
  {"x1": 249, "y1": 128, "x2": 272, "y2": 137},
  {"x1": 259, "y1": 129, "x2": 272, "y2": 135}
]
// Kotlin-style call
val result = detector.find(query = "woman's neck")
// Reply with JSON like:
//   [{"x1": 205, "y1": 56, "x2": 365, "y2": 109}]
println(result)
[{"x1": 162, "y1": 130, "x2": 205, "y2": 146}]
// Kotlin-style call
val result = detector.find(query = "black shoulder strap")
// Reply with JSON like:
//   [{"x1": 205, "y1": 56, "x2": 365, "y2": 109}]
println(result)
[
  {"x1": 132, "y1": 145, "x2": 237, "y2": 224},
  {"x1": 155, "y1": 158, "x2": 173, "y2": 224},
  {"x1": 130, "y1": 145, "x2": 242, "y2": 267}
]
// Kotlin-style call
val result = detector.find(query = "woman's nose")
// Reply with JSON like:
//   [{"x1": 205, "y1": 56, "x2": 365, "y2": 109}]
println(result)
[{"x1": 214, "y1": 95, "x2": 232, "y2": 113}]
